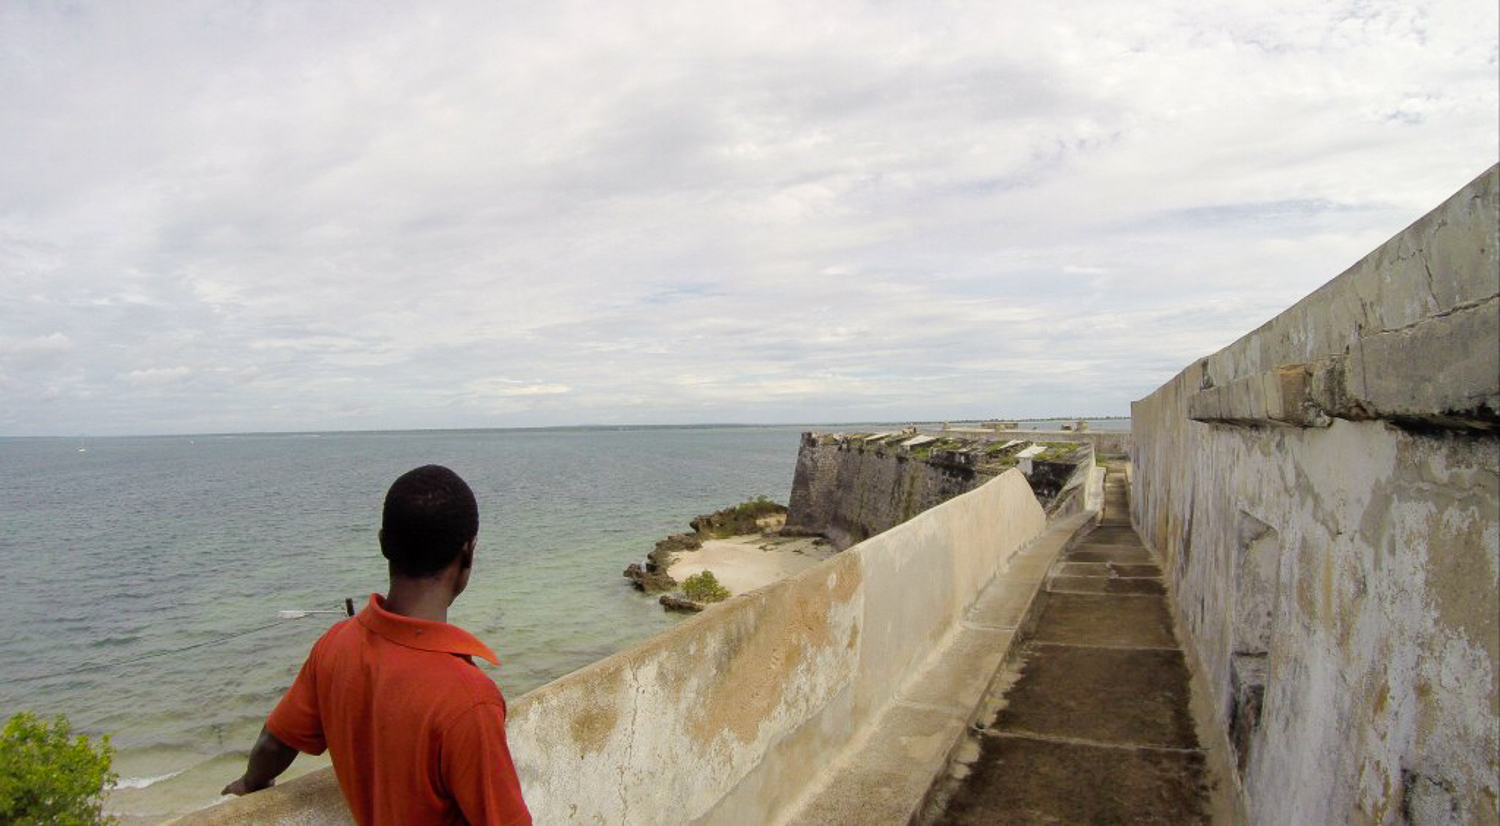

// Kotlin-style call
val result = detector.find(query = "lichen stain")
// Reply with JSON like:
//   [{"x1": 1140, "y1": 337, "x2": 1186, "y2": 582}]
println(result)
[
  {"x1": 1392, "y1": 435, "x2": 1499, "y2": 669},
  {"x1": 1295, "y1": 542, "x2": 1319, "y2": 623},
  {"x1": 567, "y1": 671, "x2": 623, "y2": 756},
  {"x1": 686, "y1": 554, "x2": 862, "y2": 748},
  {"x1": 1320, "y1": 547, "x2": 1335, "y2": 622},
  {"x1": 1418, "y1": 518, "x2": 1499, "y2": 673}
]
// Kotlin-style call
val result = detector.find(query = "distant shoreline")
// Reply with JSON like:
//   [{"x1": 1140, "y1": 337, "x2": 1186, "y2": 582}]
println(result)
[{"x1": 2, "y1": 417, "x2": 1131, "y2": 441}]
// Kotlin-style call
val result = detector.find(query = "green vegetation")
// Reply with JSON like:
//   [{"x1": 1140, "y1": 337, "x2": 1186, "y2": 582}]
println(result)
[
  {"x1": 0, "y1": 713, "x2": 117, "y2": 825},
  {"x1": 721, "y1": 495, "x2": 782, "y2": 521},
  {"x1": 697, "y1": 495, "x2": 787, "y2": 537},
  {"x1": 681, "y1": 570, "x2": 730, "y2": 603},
  {"x1": 910, "y1": 437, "x2": 965, "y2": 461},
  {"x1": 1035, "y1": 442, "x2": 1084, "y2": 462}
]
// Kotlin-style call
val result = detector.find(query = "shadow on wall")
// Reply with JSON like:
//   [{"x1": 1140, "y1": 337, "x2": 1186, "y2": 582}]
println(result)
[{"x1": 1229, "y1": 512, "x2": 1277, "y2": 779}]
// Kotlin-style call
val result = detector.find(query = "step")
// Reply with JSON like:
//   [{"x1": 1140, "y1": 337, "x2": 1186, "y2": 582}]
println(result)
[
  {"x1": 783, "y1": 511, "x2": 1099, "y2": 826},
  {"x1": 928, "y1": 524, "x2": 1211, "y2": 825},
  {"x1": 1028, "y1": 593, "x2": 1177, "y2": 649},
  {"x1": 1066, "y1": 547, "x2": 1153, "y2": 565},
  {"x1": 1083, "y1": 528, "x2": 1141, "y2": 544},
  {"x1": 935, "y1": 734, "x2": 1211, "y2": 824},
  {"x1": 1048, "y1": 576, "x2": 1165, "y2": 596},
  {"x1": 986, "y1": 643, "x2": 1198, "y2": 749}
]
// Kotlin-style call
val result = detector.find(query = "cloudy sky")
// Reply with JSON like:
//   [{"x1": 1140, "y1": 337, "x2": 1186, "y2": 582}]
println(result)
[{"x1": 2, "y1": 1, "x2": 1495, "y2": 436}]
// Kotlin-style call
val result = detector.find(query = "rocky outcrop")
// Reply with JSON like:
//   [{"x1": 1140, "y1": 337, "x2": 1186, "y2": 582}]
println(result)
[
  {"x1": 623, "y1": 500, "x2": 787, "y2": 593},
  {"x1": 658, "y1": 594, "x2": 705, "y2": 612},
  {"x1": 622, "y1": 533, "x2": 698, "y2": 592},
  {"x1": 689, "y1": 498, "x2": 786, "y2": 537}
]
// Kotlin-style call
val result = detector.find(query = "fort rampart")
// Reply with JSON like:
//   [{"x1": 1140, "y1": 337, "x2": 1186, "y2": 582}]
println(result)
[{"x1": 1131, "y1": 165, "x2": 1499, "y2": 823}]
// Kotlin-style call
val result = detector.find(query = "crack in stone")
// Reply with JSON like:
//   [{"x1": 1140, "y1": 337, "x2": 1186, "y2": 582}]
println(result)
[
  {"x1": 1358, "y1": 294, "x2": 1497, "y2": 338},
  {"x1": 618, "y1": 659, "x2": 644, "y2": 822},
  {"x1": 1419, "y1": 247, "x2": 1441, "y2": 309}
]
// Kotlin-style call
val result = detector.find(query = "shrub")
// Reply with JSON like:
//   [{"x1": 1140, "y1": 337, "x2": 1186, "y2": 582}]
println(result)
[
  {"x1": 0, "y1": 712, "x2": 117, "y2": 825},
  {"x1": 681, "y1": 570, "x2": 730, "y2": 603},
  {"x1": 694, "y1": 496, "x2": 787, "y2": 538}
]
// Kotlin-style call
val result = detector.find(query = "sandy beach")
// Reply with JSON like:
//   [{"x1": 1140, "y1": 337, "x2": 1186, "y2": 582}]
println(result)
[{"x1": 666, "y1": 533, "x2": 836, "y2": 596}]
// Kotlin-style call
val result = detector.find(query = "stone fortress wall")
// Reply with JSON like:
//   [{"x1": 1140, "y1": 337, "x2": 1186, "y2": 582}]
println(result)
[
  {"x1": 1130, "y1": 165, "x2": 1499, "y2": 823},
  {"x1": 784, "y1": 430, "x2": 1097, "y2": 550},
  {"x1": 782, "y1": 431, "x2": 995, "y2": 549}
]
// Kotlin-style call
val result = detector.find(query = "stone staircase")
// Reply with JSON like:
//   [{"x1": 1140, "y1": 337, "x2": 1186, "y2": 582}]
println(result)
[{"x1": 925, "y1": 467, "x2": 1216, "y2": 824}]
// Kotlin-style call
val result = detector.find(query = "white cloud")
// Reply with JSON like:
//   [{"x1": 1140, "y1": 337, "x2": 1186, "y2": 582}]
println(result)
[
  {"x1": 466, "y1": 380, "x2": 572, "y2": 398},
  {"x1": 121, "y1": 366, "x2": 192, "y2": 386},
  {"x1": 0, "y1": 0, "x2": 1493, "y2": 435},
  {"x1": 1, "y1": 332, "x2": 72, "y2": 356}
]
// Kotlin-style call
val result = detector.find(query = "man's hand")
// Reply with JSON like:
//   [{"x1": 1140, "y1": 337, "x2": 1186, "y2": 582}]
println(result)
[
  {"x1": 222, "y1": 725, "x2": 299, "y2": 797},
  {"x1": 221, "y1": 774, "x2": 275, "y2": 796}
]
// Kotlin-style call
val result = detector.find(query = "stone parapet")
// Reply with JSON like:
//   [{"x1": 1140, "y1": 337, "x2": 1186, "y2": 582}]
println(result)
[{"x1": 1131, "y1": 165, "x2": 1499, "y2": 824}]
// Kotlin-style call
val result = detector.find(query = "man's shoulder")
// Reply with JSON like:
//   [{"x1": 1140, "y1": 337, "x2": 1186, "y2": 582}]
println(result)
[
  {"x1": 432, "y1": 654, "x2": 505, "y2": 707},
  {"x1": 390, "y1": 651, "x2": 505, "y2": 734},
  {"x1": 372, "y1": 635, "x2": 504, "y2": 705},
  {"x1": 300, "y1": 618, "x2": 351, "y2": 659},
  {"x1": 310, "y1": 615, "x2": 504, "y2": 706}
]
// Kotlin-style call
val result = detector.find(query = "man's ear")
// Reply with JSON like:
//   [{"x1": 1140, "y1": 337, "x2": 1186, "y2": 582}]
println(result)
[{"x1": 459, "y1": 538, "x2": 476, "y2": 571}]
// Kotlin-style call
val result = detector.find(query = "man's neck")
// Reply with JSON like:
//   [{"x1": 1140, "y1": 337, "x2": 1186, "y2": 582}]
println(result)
[{"x1": 384, "y1": 578, "x2": 452, "y2": 623}]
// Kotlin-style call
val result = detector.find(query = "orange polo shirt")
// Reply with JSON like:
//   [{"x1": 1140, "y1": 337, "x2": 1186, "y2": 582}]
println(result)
[{"x1": 267, "y1": 594, "x2": 531, "y2": 825}]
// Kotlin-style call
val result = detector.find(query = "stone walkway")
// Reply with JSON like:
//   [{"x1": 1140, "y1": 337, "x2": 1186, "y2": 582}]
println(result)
[
  {"x1": 786, "y1": 510, "x2": 1097, "y2": 826},
  {"x1": 927, "y1": 468, "x2": 1215, "y2": 824}
]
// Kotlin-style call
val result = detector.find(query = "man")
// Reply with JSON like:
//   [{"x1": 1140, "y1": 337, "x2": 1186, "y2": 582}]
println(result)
[{"x1": 223, "y1": 465, "x2": 531, "y2": 825}]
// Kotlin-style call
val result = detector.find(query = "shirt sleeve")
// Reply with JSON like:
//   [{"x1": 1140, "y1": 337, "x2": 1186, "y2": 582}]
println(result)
[
  {"x1": 441, "y1": 702, "x2": 531, "y2": 826},
  {"x1": 265, "y1": 649, "x2": 327, "y2": 755}
]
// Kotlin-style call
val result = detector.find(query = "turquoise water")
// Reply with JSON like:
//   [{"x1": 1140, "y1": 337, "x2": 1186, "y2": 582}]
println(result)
[{"x1": 0, "y1": 426, "x2": 808, "y2": 821}]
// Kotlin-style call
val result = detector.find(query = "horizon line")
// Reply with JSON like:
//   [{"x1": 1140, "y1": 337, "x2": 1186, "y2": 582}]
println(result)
[{"x1": 0, "y1": 415, "x2": 1133, "y2": 441}]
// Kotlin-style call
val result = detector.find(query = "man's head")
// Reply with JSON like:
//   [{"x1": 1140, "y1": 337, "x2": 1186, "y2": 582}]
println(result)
[{"x1": 380, "y1": 465, "x2": 479, "y2": 585}]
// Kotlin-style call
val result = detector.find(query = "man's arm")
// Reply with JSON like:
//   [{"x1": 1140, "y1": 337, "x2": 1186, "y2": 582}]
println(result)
[
  {"x1": 226, "y1": 637, "x2": 327, "y2": 796},
  {"x1": 222, "y1": 725, "x2": 299, "y2": 796}
]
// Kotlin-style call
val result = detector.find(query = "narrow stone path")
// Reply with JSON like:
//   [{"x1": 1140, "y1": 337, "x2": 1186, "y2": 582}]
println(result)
[{"x1": 930, "y1": 468, "x2": 1214, "y2": 824}]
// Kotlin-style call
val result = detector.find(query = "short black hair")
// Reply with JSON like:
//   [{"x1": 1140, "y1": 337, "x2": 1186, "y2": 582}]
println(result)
[{"x1": 380, "y1": 465, "x2": 479, "y2": 578}]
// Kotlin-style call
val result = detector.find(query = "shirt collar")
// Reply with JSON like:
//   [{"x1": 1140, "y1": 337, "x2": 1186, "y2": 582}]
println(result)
[{"x1": 356, "y1": 593, "x2": 500, "y2": 665}]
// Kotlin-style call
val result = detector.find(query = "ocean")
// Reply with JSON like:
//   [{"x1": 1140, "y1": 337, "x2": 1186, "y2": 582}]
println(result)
[{"x1": 0, "y1": 420, "x2": 1126, "y2": 821}]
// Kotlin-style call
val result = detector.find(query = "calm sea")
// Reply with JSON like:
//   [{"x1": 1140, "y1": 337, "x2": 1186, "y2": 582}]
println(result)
[{"x1": 0, "y1": 420, "x2": 1126, "y2": 821}]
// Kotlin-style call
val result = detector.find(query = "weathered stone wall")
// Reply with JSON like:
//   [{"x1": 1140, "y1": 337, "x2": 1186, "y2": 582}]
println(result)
[
  {"x1": 783, "y1": 433, "x2": 992, "y2": 549},
  {"x1": 1131, "y1": 165, "x2": 1499, "y2": 824},
  {"x1": 180, "y1": 470, "x2": 1049, "y2": 825},
  {"x1": 1046, "y1": 445, "x2": 1102, "y2": 520}
]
